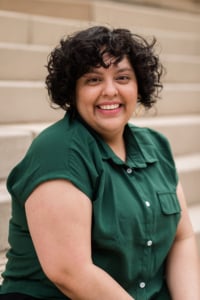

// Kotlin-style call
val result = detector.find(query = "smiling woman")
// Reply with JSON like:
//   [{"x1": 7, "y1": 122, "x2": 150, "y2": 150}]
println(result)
[
  {"x1": 0, "y1": 26, "x2": 199, "y2": 300},
  {"x1": 46, "y1": 26, "x2": 163, "y2": 112},
  {"x1": 75, "y1": 56, "x2": 138, "y2": 146}
]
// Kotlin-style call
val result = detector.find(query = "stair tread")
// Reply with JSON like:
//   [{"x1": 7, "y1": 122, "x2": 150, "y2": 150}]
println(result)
[
  {"x1": 1, "y1": 42, "x2": 200, "y2": 61},
  {"x1": 0, "y1": 80, "x2": 44, "y2": 87},
  {"x1": 0, "y1": 41, "x2": 50, "y2": 51},
  {"x1": 175, "y1": 153, "x2": 200, "y2": 172},
  {"x1": 0, "y1": 123, "x2": 50, "y2": 137},
  {"x1": 0, "y1": 250, "x2": 7, "y2": 283},
  {"x1": 0, "y1": 182, "x2": 9, "y2": 203},
  {"x1": 189, "y1": 203, "x2": 200, "y2": 233},
  {"x1": 162, "y1": 53, "x2": 200, "y2": 62},
  {"x1": 133, "y1": 114, "x2": 200, "y2": 126},
  {"x1": 1, "y1": 80, "x2": 200, "y2": 89},
  {"x1": 1, "y1": 115, "x2": 200, "y2": 134},
  {"x1": 164, "y1": 83, "x2": 200, "y2": 90}
]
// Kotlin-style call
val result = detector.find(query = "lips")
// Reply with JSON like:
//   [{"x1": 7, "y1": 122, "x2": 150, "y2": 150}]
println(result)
[{"x1": 98, "y1": 103, "x2": 121, "y2": 110}]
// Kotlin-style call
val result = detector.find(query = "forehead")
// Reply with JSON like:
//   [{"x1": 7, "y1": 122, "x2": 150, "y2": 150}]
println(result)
[{"x1": 92, "y1": 55, "x2": 133, "y2": 72}]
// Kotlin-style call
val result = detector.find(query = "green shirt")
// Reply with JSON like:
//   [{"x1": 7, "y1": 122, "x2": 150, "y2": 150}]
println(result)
[{"x1": 0, "y1": 113, "x2": 180, "y2": 300}]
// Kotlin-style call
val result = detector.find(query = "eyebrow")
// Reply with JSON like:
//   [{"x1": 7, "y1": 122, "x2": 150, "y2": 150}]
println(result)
[
  {"x1": 84, "y1": 67, "x2": 133, "y2": 76},
  {"x1": 116, "y1": 67, "x2": 133, "y2": 73}
]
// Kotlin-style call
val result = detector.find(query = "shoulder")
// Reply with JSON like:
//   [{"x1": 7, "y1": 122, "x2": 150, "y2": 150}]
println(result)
[
  {"x1": 128, "y1": 122, "x2": 172, "y2": 151},
  {"x1": 7, "y1": 114, "x2": 102, "y2": 202},
  {"x1": 128, "y1": 122, "x2": 177, "y2": 169},
  {"x1": 31, "y1": 114, "x2": 95, "y2": 155},
  {"x1": 20, "y1": 113, "x2": 102, "y2": 174},
  {"x1": 128, "y1": 122, "x2": 178, "y2": 185}
]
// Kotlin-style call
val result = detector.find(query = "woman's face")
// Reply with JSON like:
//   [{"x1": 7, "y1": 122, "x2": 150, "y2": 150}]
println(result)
[{"x1": 75, "y1": 55, "x2": 138, "y2": 143}]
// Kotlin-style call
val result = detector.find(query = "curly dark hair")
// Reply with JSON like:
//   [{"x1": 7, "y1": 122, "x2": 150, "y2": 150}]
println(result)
[{"x1": 45, "y1": 25, "x2": 163, "y2": 113}]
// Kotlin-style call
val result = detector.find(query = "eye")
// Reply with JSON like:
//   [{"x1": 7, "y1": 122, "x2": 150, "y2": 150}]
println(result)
[
  {"x1": 86, "y1": 77, "x2": 102, "y2": 85},
  {"x1": 116, "y1": 75, "x2": 130, "y2": 83}
]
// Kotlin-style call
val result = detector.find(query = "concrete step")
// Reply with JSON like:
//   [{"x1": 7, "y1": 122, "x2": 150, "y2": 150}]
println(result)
[
  {"x1": 188, "y1": 203, "x2": 200, "y2": 241},
  {"x1": 0, "y1": 0, "x2": 92, "y2": 21},
  {"x1": 0, "y1": 0, "x2": 200, "y2": 33},
  {"x1": 155, "y1": 83, "x2": 200, "y2": 116},
  {"x1": 175, "y1": 153, "x2": 200, "y2": 207},
  {"x1": 0, "y1": 10, "x2": 200, "y2": 55},
  {"x1": 0, "y1": 182, "x2": 11, "y2": 252},
  {"x1": 0, "y1": 42, "x2": 49, "y2": 81},
  {"x1": 93, "y1": 1, "x2": 200, "y2": 34},
  {"x1": 1, "y1": 42, "x2": 200, "y2": 82},
  {"x1": 0, "y1": 81, "x2": 200, "y2": 124},
  {"x1": 0, "y1": 81, "x2": 64, "y2": 124},
  {"x1": 0, "y1": 126, "x2": 34, "y2": 180},
  {"x1": 133, "y1": 115, "x2": 200, "y2": 156},
  {"x1": 188, "y1": 204, "x2": 200, "y2": 254},
  {"x1": 140, "y1": 0, "x2": 200, "y2": 14},
  {"x1": 139, "y1": 29, "x2": 200, "y2": 55},
  {"x1": 162, "y1": 54, "x2": 200, "y2": 83},
  {"x1": 155, "y1": 31, "x2": 200, "y2": 56},
  {"x1": 0, "y1": 10, "x2": 88, "y2": 47},
  {"x1": 0, "y1": 249, "x2": 8, "y2": 283}
]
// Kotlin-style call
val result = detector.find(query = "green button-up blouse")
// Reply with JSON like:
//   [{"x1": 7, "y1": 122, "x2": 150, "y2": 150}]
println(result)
[{"x1": 0, "y1": 113, "x2": 181, "y2": 300}]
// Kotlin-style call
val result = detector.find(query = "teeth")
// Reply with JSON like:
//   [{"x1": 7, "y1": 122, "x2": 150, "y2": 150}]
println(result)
[{"x1": 99, "y1": 104, "x2": 120, "y2": 110}]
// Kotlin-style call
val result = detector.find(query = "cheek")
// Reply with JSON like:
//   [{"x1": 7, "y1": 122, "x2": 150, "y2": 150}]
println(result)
[
  {"x1": 131, "y1": 83, "x2": 138, "y2": 95},
  {"x1": 76, "y1": 86, "x2": 94, "y2": 103},
  {"x1": 76, "y1": 89, "x2": 86, "y2": 108},
  {"x1": 76, "y1": 95, "x2": 94, "y2": 117},
  {"x1": 126, "y1": 88, "x2": 138, "y2": 103}
]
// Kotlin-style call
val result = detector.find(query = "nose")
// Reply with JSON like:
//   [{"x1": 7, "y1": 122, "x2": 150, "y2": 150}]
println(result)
[{"x1": 102, "y1": 79, "x2": 118, "y2": 98}]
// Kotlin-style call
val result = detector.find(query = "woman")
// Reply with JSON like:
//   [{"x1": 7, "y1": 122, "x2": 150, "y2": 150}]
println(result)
[{"x1": 0, "y1": 26, "x2": 199, "y2": 300}]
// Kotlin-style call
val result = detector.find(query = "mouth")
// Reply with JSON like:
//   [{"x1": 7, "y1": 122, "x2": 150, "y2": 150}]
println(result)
[{"x1": 97, "y1": 103, "x2": 121, "y2": 110}]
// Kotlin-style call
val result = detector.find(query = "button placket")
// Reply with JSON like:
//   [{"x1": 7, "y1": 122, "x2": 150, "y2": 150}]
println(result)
[{"x1": 141, "y1": 199, "x2": 153, "y2": 286}]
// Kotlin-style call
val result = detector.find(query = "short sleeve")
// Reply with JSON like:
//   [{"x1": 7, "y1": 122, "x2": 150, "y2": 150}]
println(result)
[{"x1": 7, "y1": 121, "x2": 101, "y2": 204}]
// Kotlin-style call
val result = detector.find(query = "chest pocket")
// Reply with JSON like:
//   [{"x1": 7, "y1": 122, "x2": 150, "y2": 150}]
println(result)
[
  {"x1": 158, "y1": 191, "x2": 181, "y2": 215},
  {"x1": 156, "y1": 191, "x2": 181, "y2": 250}
]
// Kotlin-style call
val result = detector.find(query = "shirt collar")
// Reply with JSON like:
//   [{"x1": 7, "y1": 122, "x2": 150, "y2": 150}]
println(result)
[
  {"x1": 125, "y1": 124, "x2": 158, "y2": 168},
  {"x1": 97, "y1": 124, "x2": 158, "y2": 169},
  {"x1": 74, "y1": 114, "x2": 158, "y2": 169}
]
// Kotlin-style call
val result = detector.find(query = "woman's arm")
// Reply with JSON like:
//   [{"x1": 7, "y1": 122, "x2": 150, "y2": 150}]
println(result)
[
  {"x1": 166, "y1": 182, "x2": 200, "y2": 299},
  {"x1": 25, "y1": 179, "x2": 134, "y2": 300}
]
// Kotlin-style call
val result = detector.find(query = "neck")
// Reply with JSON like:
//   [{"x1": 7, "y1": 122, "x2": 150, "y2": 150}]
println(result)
[{"x1": 106, "y1": 136, "x2": 126, "y2": 162}]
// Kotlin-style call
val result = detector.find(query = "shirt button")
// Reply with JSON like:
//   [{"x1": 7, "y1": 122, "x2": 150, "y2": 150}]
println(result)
[
  {"x1": 139, "y1": 282, "x2": 146, "y2": 288},
  {"x1": 126, "y1": 168, "x2": 132, "y2": 174},
  {"x1": 145, "y1": 201, "x2": 150, "y2": 207},
  {"x1": 147, "y1": 240, "x2": 153, "y2": 247}
]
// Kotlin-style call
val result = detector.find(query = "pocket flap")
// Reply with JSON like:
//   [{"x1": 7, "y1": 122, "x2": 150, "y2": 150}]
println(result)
[{"x1": 158, "y1": 192, "x2": 181, "y2": 215}]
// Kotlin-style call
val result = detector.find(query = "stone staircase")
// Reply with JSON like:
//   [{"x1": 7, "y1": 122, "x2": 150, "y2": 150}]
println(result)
[{"x1": 0, "y1": 0, "x2": 200, "y2": 263}]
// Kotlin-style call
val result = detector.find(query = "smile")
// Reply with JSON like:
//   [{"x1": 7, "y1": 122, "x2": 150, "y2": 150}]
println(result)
[{"x1": 98, "y1": 104, "x2": 121, "y2": 110}]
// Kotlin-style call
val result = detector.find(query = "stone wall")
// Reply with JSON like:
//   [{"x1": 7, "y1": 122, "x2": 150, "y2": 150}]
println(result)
[
  {"x1": 0, "y1": 0, "x2": 199, "y2": 19},
  {"x1": 108, "y1": 0, "x2": 200, "y2": 13}
]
